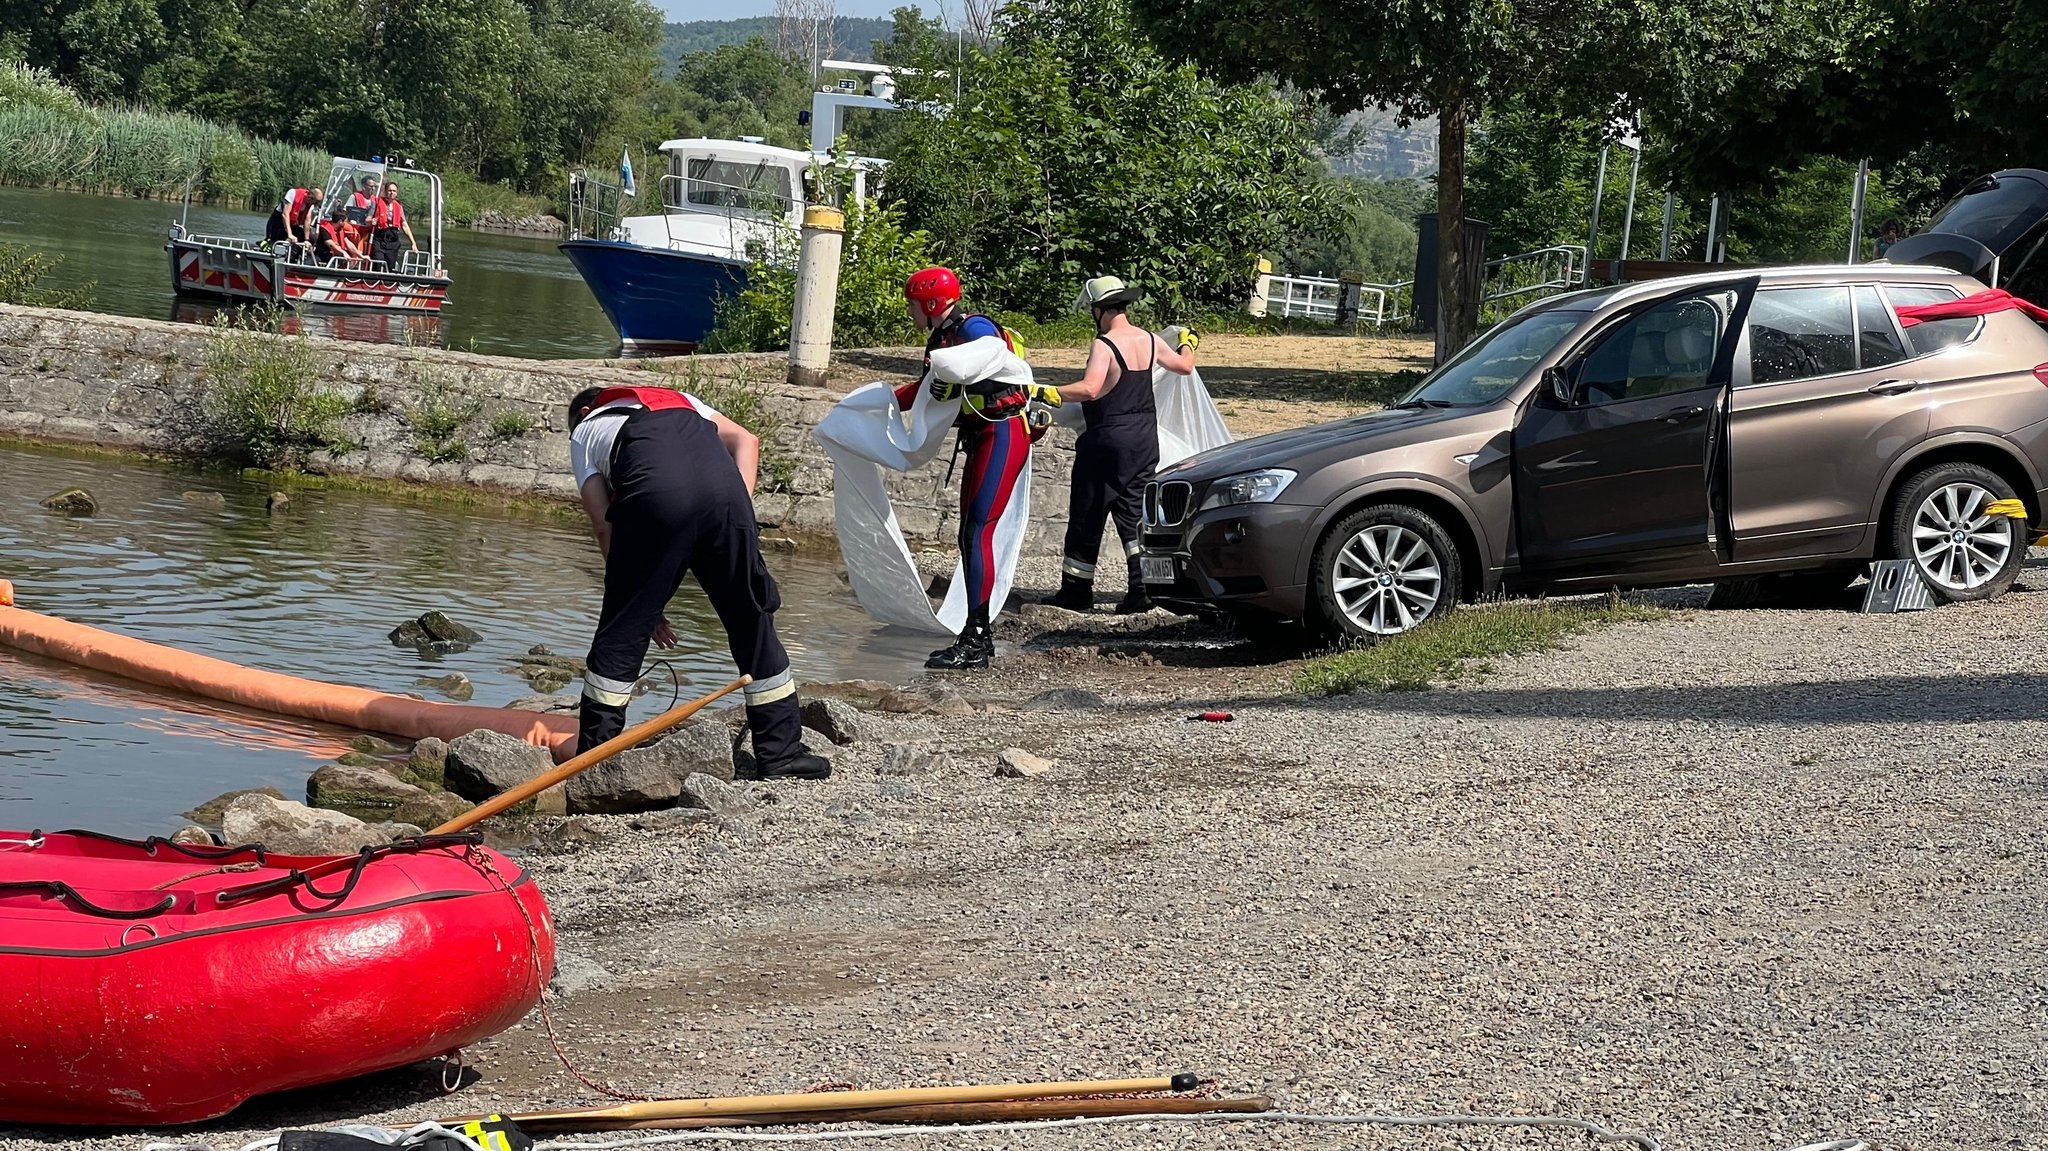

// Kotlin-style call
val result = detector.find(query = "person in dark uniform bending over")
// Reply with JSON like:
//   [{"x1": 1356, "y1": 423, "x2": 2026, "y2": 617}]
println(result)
[
  {"x1": 1046, "y1": 276, "x2": 1196, "y2": 613},
  {"x1": 568, "y1": 384, "x2": 830, "y2": 780},
  {"x1": 895, "y1": 266, "x2": 1056, "y2": 670}
]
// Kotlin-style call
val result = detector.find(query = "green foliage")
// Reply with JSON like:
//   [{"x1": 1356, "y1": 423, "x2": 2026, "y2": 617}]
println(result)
[
  {"x1": 661, "y1": 38, "x2": 811, "y2": 152},
  {"x1": 887, "y1": 0, "x2": 1336, "y2": 321},
  {"x1": 201, "y1": 309, "x2": 349, "y2": 469},
  {"x1": 1294, "y1": 597, "x2": 1668, "y2": 695},
  {"x1": 0, "y1": 241, "x2": 95, "y2": 308},
  {"x1": 709, "y1": 195, "x2": 934, "y2": 352},
  {"x1": 642, "y1": 358, "x2": 795, "y2": 492},
  {"x1": 661, "y1": 16, "x2": 896, "y2": 65},
  {"x1": 403, "y1": 365, "x2": 481, "y2": 463},
  {"x1": 489, "y1": 410, "x2": 535, "y2": 439},
  {"x1": 1275, "y1": 177, "x2": 1423, "y2": 282}
]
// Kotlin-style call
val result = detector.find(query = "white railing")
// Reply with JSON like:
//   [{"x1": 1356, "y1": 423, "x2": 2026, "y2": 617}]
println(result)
[
  {"x1": 1260, "y1": 273, "x2": 1412, "y2": 328},
  {"x1": 1483, "y1": 244, "x2": 1586, "y2": 305}
]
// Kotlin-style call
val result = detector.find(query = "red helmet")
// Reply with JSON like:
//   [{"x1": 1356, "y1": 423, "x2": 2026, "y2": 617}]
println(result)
[{"x1": 904, "y1": 266, "x2": 962, "y2": 317}]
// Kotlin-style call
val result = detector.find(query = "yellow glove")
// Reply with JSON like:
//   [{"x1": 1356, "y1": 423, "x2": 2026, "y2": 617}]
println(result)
[
  {"x1": 1165, "y1": 325, "x2": 1199, "y2": 353},
  {"x1": 928, "y1": 375, "x2": 961, "y2": 403},
  {"x1": 1027, "y1": 383, "x2": 1063, "y2": 408}
]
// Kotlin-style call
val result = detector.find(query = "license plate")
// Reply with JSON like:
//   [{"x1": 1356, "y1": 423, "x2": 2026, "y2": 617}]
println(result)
[{"x1": 1139, "y1": 556, "x2": 1176, "y2": 585}]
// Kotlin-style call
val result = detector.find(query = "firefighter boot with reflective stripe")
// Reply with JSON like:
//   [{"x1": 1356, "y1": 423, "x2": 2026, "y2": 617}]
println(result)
[
  {"x1": 1042, "y1": 573, "x2": 1094, "y2": 612},
  {"x1": 925, "y1": 608, "x2": 994, "y2": 670},
  {"x1": 1115, "y1": 556, "x2": 1154, "y2": 614}
]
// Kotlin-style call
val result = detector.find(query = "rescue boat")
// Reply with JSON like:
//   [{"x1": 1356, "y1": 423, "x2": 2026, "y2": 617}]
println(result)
[
  {"x1": 0, "y1": 828, "x2": 553, "y2": 1126},
  {"x1": 167, "y1": 154, "x2": 452, "y2": 315}
]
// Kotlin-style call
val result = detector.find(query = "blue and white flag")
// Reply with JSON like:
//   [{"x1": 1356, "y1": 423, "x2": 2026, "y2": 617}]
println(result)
[{"x1": 620, "y1": 148, "x2": 636, "y2": 197}]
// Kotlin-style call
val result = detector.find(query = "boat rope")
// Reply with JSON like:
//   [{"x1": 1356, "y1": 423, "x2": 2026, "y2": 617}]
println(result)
[
  {"x1": 471, "y1": 849, "x2": 657, "y2": 1103},
  {"x1": 0, "y1": 831, "x2": 44, "y2": 851},
  {"x1": 213, "y1": 834, "x2": 482, "y2": 906},
  {"x1": 60, "y1": 827, "x2": 269, "y2": 865},
  {"x1": 153, "y1": 862, "x2": 261, "y2": 890},
  {"x1": 0, "y1": 880, "x2": 174, "y2": 920}
]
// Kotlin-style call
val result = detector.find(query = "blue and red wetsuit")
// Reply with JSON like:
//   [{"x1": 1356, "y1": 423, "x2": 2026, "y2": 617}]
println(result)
[{"x1": 894, "y1": 311, "x2": 1031, "y2": 624}]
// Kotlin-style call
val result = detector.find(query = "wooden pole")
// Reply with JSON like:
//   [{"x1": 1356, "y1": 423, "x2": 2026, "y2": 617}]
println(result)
[
  {"x1": 511, "y1": 1095, "x2": 1272, "y2": 1133},
  {"x1": 429, "y1": 674, "x2": 750, "y2": 835},
  {"x1": 478, "y1": 1075, "x2": 1201, "y2": 1127}
]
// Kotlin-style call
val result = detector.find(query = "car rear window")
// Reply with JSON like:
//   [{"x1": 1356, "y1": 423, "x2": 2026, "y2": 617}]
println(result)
[
  {"x1": 1881, "y1": 284, "x2": 1981, "y2": 356},
  {"x1": 1749, "y1": 286, "x2": 1856, "y2": 383}
]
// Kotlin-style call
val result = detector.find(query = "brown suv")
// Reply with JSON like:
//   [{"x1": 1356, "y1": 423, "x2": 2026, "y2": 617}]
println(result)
[{"x1": 1140, "y1": 265, "x2": 2048, "y2": 638}]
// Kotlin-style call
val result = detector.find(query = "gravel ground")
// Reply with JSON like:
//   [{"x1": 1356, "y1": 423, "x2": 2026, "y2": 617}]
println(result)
[{"x1": 8, "y1": 563, "x2": 2047, "y2": 1151}]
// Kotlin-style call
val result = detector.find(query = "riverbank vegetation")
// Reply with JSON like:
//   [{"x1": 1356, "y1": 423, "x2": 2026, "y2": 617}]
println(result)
[
  {"x1": 0, "y1": 241, "x2": 94, "y2": 309},
  {"x1": 1294, "y1": 597, "x2": 1670, "y2": 695},
  {"x1": 201, "y1": 311, "x2": 351, "y2": 469}
]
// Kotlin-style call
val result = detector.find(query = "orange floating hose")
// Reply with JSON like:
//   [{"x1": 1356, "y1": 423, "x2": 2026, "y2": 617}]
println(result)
[{"x1": 0, "y1": 581, "x2": 578, "y2": 760}]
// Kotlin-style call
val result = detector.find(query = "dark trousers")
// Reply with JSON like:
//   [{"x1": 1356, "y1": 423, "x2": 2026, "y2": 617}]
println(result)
[
  {"x1": 371, "y1": 230, "x2": 405, "y2": 272},
  {"x1": 1061, "y1": 418, "x2": 1159, "y2": 577},
  {"x1": 578, "y1": 410, "x2": 802, "y2": 762}
]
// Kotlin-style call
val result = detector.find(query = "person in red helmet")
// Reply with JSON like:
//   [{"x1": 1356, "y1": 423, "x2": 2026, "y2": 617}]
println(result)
[{"x1": 895, "y1": 266, "x2": 1046, "y2": 669}]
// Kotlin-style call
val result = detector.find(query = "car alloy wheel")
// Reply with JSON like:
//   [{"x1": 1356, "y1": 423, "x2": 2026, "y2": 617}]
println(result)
[
  {"x1": 1330, "y1": 522, "x2": 1445, "y2": 635},
  {"x1": 1909, "y1": 481, "x2": 2014, "y2": 593}
]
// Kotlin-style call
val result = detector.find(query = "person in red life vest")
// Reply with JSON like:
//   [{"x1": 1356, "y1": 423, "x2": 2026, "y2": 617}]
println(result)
[
  {"x1": 267, "y1": 186, "x2": 323, "y2": 250},
  {"x1": 342, "y1": 176, "x2": 377, "y2": 250},
  {"x1": 314, "y1": 203, "x2": 366, "y2": 263},
  {"x1": 895, "y1": 266, "x2": 1057, "y2": 670},
  {"x1": 1045, "y1": 275, "x2": 1197, "y2": 613},
  {"x1": 566, "y1": 384, "x2": 831, "y2": 781},
  {"x1": 370, "y1": 181, "x2": 418, "y2": 272}
]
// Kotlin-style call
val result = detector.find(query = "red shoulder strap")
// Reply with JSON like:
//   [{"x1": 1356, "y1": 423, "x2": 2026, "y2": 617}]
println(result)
[{"x1": 590, "y1": 386, "x2": 695, "y2": 412}]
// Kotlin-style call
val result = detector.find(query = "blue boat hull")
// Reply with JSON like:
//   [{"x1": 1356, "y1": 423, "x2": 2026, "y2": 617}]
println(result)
[{"x1": 558, "y1": 239, "x2": 746, "y2": 353}]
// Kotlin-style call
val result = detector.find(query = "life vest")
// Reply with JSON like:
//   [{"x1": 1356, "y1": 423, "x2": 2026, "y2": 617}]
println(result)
[
  {"x1": 372, "y1": 197, "x2": 406, "y2": 231},
  {"x1": 283, "y1": 188, "x2": 315, "y2": 230},
  {"x1": 588, "y1": 386, "x2": 695, "y2": 413}
]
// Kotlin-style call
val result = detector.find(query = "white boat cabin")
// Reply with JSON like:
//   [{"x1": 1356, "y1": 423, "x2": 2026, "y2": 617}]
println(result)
[{"x1": 609, "y1": 138, "x2": 879, "y2": 263}]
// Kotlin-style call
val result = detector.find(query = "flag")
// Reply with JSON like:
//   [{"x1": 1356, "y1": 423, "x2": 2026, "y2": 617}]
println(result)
[{"x1": 620, "y1": 148, "x2": 636, "y2": 198}]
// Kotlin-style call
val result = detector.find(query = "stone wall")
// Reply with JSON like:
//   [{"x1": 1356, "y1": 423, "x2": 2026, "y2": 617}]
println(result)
[{"x1": 0, "y1": 305, "x2": 1092, "y2": 555}]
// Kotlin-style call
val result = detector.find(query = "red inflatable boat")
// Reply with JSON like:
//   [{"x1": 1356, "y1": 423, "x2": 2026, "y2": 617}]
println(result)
[{"x1": 0, "y1": 829, "x2": 555, "y2": 1126}]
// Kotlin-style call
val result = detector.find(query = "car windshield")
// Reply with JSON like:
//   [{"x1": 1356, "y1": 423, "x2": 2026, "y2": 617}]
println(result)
[{"x1": 1399, "y1": 308, "x2": 1588, "y2": 406}]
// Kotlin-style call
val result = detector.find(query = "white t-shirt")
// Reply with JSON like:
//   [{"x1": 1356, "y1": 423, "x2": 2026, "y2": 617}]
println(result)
[{"x1": 569, "y1": 393, "x2": 722, "y2": 487}]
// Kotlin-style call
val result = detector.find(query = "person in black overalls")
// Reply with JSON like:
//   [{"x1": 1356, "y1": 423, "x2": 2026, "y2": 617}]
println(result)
[
  {"x1": 567, "y1": 384, "x2": 830, "y2": 780},
  {"x1": 1046, "y1": 276, "x2": 1197, "y2": 613}
]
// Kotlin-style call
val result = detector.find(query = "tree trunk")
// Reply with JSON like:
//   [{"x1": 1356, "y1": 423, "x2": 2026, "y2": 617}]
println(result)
[{"x1": 1434, "y1": 99, "x2": 1473, "y2": 365}]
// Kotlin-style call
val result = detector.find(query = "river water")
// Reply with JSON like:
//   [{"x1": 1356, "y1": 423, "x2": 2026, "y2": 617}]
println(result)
[
  {"x1": 0, "y1": 444, "x2": 927, "y2": 835},
  {"x1": 0, "y1": 185, "x2": 620, "y2": 359}
]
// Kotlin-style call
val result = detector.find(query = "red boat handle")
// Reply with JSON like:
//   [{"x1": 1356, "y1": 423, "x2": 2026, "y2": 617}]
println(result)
[{"x1": 0, "y1": 881, "x2": 174, "y2": 920}]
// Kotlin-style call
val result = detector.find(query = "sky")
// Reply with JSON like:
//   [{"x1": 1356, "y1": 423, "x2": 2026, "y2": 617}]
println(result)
[{"x1": 671, "y1": 0, "x2": 920, "y2": 19}]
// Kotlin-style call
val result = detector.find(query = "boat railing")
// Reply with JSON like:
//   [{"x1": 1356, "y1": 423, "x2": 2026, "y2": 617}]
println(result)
[
  {"x1": 569, "y1": 170, "x2": 797, "y2": 262},
  {"x1": 180, "y1": 233, "x2": 269, "y2": 252}
]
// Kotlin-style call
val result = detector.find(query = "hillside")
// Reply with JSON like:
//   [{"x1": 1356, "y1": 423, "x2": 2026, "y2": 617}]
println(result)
[
  {"x1": 1331, "y1": 109, "x2": 1439, "y2": 179},
  {"x1": 663, "y1": 16, "x2": 896, "y2": 67}
]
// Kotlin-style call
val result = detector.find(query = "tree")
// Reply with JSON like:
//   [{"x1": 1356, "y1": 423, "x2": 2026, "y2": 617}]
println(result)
[
  {"x1": 661, "y1": 38, "x2": 813, "y2": 151},
  {"x1": 886, "y1": 0, "x2": 1334, "y2": 319}
]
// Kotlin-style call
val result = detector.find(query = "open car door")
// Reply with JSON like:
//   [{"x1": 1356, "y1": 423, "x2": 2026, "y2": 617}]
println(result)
[{"x1": 1511, "y1": 276, "x2": 1759, "y2": 585}]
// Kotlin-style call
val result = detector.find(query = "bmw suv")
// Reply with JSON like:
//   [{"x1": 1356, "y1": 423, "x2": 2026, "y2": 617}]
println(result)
[{"x1": 1139, "y1": 265, "x2": 2048, "y2": 638}]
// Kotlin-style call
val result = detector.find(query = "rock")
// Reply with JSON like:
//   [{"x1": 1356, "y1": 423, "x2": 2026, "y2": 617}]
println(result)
[
  {"x1": 306, "y1": 763, "x2": 426, "y2": 809},
  {"x1": 182, "y1": 786, "x2": 287, "y2": 826},
  {"x1": 474, "y1": 208, "x2": 566, "y2": 236},
  {"x1": 799, "y1": 679, "x2": 899, "y2": 709},
  {"x1": 1025, "y1": 687, "x2": 1109, "y2": 711},
  {"x1": 181, "y1": 490, "x2": 227, "y2": 506},
  {"x1": 374, "y1": 821, "x2": 425, "y2": 840},
  {"x1": 680, "y1": 772, "x2": 756, "y2": 818},
  {"x1": 521, "y1": 666, "x2": 576, "y2": 693},
  {"x1": 40, "y1": 487, "x2": 96, "y2": 516},
  {"x1": 630, "y1": 808, "x2": 715, "y2": 832},
  {"x1": 658, "y1": 722, "x2": 737, "y2": 783},
  {"x1": 544, "y1": 816, "x2": 608, "y2": 850},
  {"x1": 547, "y1": 950, "x2": 612, "y2": 1000},
  {"x1": 515, "y1": 647, "x2": 586, "y2": 672},
  {"x1": 392, "y1": 791, "x2": 473, "y2": 829},
  {"x1": 266, "y1": 491, "x2": 291, "y2": 513},
  {"x1": 334, "y1": 750, "x2": 388, "y2": 768},
  {"x1": 388, "y1": 619, "x2": 434, "y2": 648},
  {"x1": 1019, "y1": 603, "x2": 1089, "y2": 627},
  {"x1": 801, "y1": 697, "x2": 866, "y2": 745},
  {"x1": 925, "y1": 572, "x2": 951, "y2": 597},
  {"x1": 444, "y1": 729, "x2": 558, "y2": 807},
  {"x1": 168, "y1": 825, "x2": 215, "y2": 846},
  {"x1": 506, "y1": 693, "x2": 579, "y2": 714},
  {"x1": 415, "y1": 671, "x2": 474, "y2": 701},
  {"x1": 759, "y1": 534, "x2": 799, "y2": 554},
  {"x1": 350, "y1": 735, "x2": 404, "y2": 756},
  {"x1": 222, "y1": 794, "x2": 388, "y2": 854},
  {"x1": 407, "y1": 736, "x2": 449, "y2": 786},
  {"x1": 877, "y1": 743, "x2": 951, "y2": 777},
  {"x1": 996, "y1": 748, "x2": 1055, "y2": 779},
  {"x1": 567, "y1": 746, "x2": 682, "y2": 814},
  {"x1": 418, "y1": 611, "x2": 481, "y2": 644},
  {"x1": 878, "y1": 684, "x2": 973, "y2": 717}
]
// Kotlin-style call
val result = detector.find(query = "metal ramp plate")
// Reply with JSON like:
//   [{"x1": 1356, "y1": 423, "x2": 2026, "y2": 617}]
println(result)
[{"x1": 1861, "y1": 560, "x2": 1935, "y2": 613}]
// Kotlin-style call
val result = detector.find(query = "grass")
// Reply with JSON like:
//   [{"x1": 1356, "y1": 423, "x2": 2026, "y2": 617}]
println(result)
[
  {"x1": 199, "y1": 308, "x2": 349, "y2": 468},
  {"x1": 642, "y1": 357, "x2": 797, "y2": 492},
  {"x1": 1294, "y1": 596, "x2": 1670, "y2": 695},
  {"x1": 402, "y1": 363, "x2": 479, "y2": 464},
  {"x1": 488, "y1": 411, "x2": 534, "y2": 439}
]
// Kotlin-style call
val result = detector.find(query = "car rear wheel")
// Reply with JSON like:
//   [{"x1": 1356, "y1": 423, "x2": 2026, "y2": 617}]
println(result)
[
  {"x1": 1889, "y1": 462, "x2": 2027, "y2": 602},
  {"x1": 1312, "y1": 504, "x2": 1463, "y2": 640}
]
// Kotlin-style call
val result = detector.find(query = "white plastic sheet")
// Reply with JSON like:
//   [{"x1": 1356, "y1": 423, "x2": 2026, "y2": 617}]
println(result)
[
  {"x1": 812, "y1": 340, "x2": 1036, "y2": 636},
  {"x1": 1049, "y1": 332, "x2": 1233, "y2": 465}
]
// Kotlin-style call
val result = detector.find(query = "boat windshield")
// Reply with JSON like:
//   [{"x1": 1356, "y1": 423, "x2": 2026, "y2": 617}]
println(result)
[
  {"x1": 324, "y1": 159, "x2": 387, "y2": 220},
  {"x1": 677, "y1": 157, "x2": 794, "y2": 216},
  {"x1": 1397, "y1": 307, "x2": 1589, "y2": 407}
]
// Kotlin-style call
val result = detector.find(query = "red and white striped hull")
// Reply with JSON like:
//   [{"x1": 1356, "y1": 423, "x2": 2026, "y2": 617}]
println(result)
[{"x1": 168, "y1": 237, "x2": 450, "y2": 314}]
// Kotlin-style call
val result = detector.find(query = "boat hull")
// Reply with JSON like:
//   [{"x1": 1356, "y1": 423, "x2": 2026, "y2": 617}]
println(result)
[
  {"x1": 168, "y1": 237, "x2": 451, "y2": 314},
  {"x1": 559, "y1": 238, "x2": 746, "y2": 353},
  {"x1": 0, "y1": 830, "x2": 553, "y2": 1126}
]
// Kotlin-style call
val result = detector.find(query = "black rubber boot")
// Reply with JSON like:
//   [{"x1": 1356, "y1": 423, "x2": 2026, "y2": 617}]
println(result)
[
  {"x1": 742, "y1": 696, "x2": 831, "y2": 780},
  {"x1": 1114, "y1": 556, "x2": 1154, "y2": 614},
  {"x1": 1041, "y1": 573, "x2": 1094, "y2": 612},
  {"x1": 926, "y1": 608, "x2": 995, "y2": 670}
]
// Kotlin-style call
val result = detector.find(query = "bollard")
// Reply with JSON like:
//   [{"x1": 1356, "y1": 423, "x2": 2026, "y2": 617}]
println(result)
[
  {"x1": 787, "y1": 205, "x2": 846, "y2": 389},
  {"x1": 1247, "y1": 257, "x2": 1273, "y2": 318}
]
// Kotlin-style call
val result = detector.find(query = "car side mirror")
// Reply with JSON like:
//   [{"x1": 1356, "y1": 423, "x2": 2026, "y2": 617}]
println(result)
[{"x1": 1542, "y1": 366, "x2": 1575, "y2": 407}]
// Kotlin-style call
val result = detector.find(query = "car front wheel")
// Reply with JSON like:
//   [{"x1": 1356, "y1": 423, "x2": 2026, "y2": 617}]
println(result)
[
  {"x1": 1311, "y1": 504, "x2": 1463, "y2": 640},
  {"x1": 1889, "y1": 462, "x2": 2027, "y2": 602}
]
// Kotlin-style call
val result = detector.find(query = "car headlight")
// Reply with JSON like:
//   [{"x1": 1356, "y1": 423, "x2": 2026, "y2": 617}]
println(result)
[{"x1": 1199, "y1": 468, "x2": 1296, "y2": 511}]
